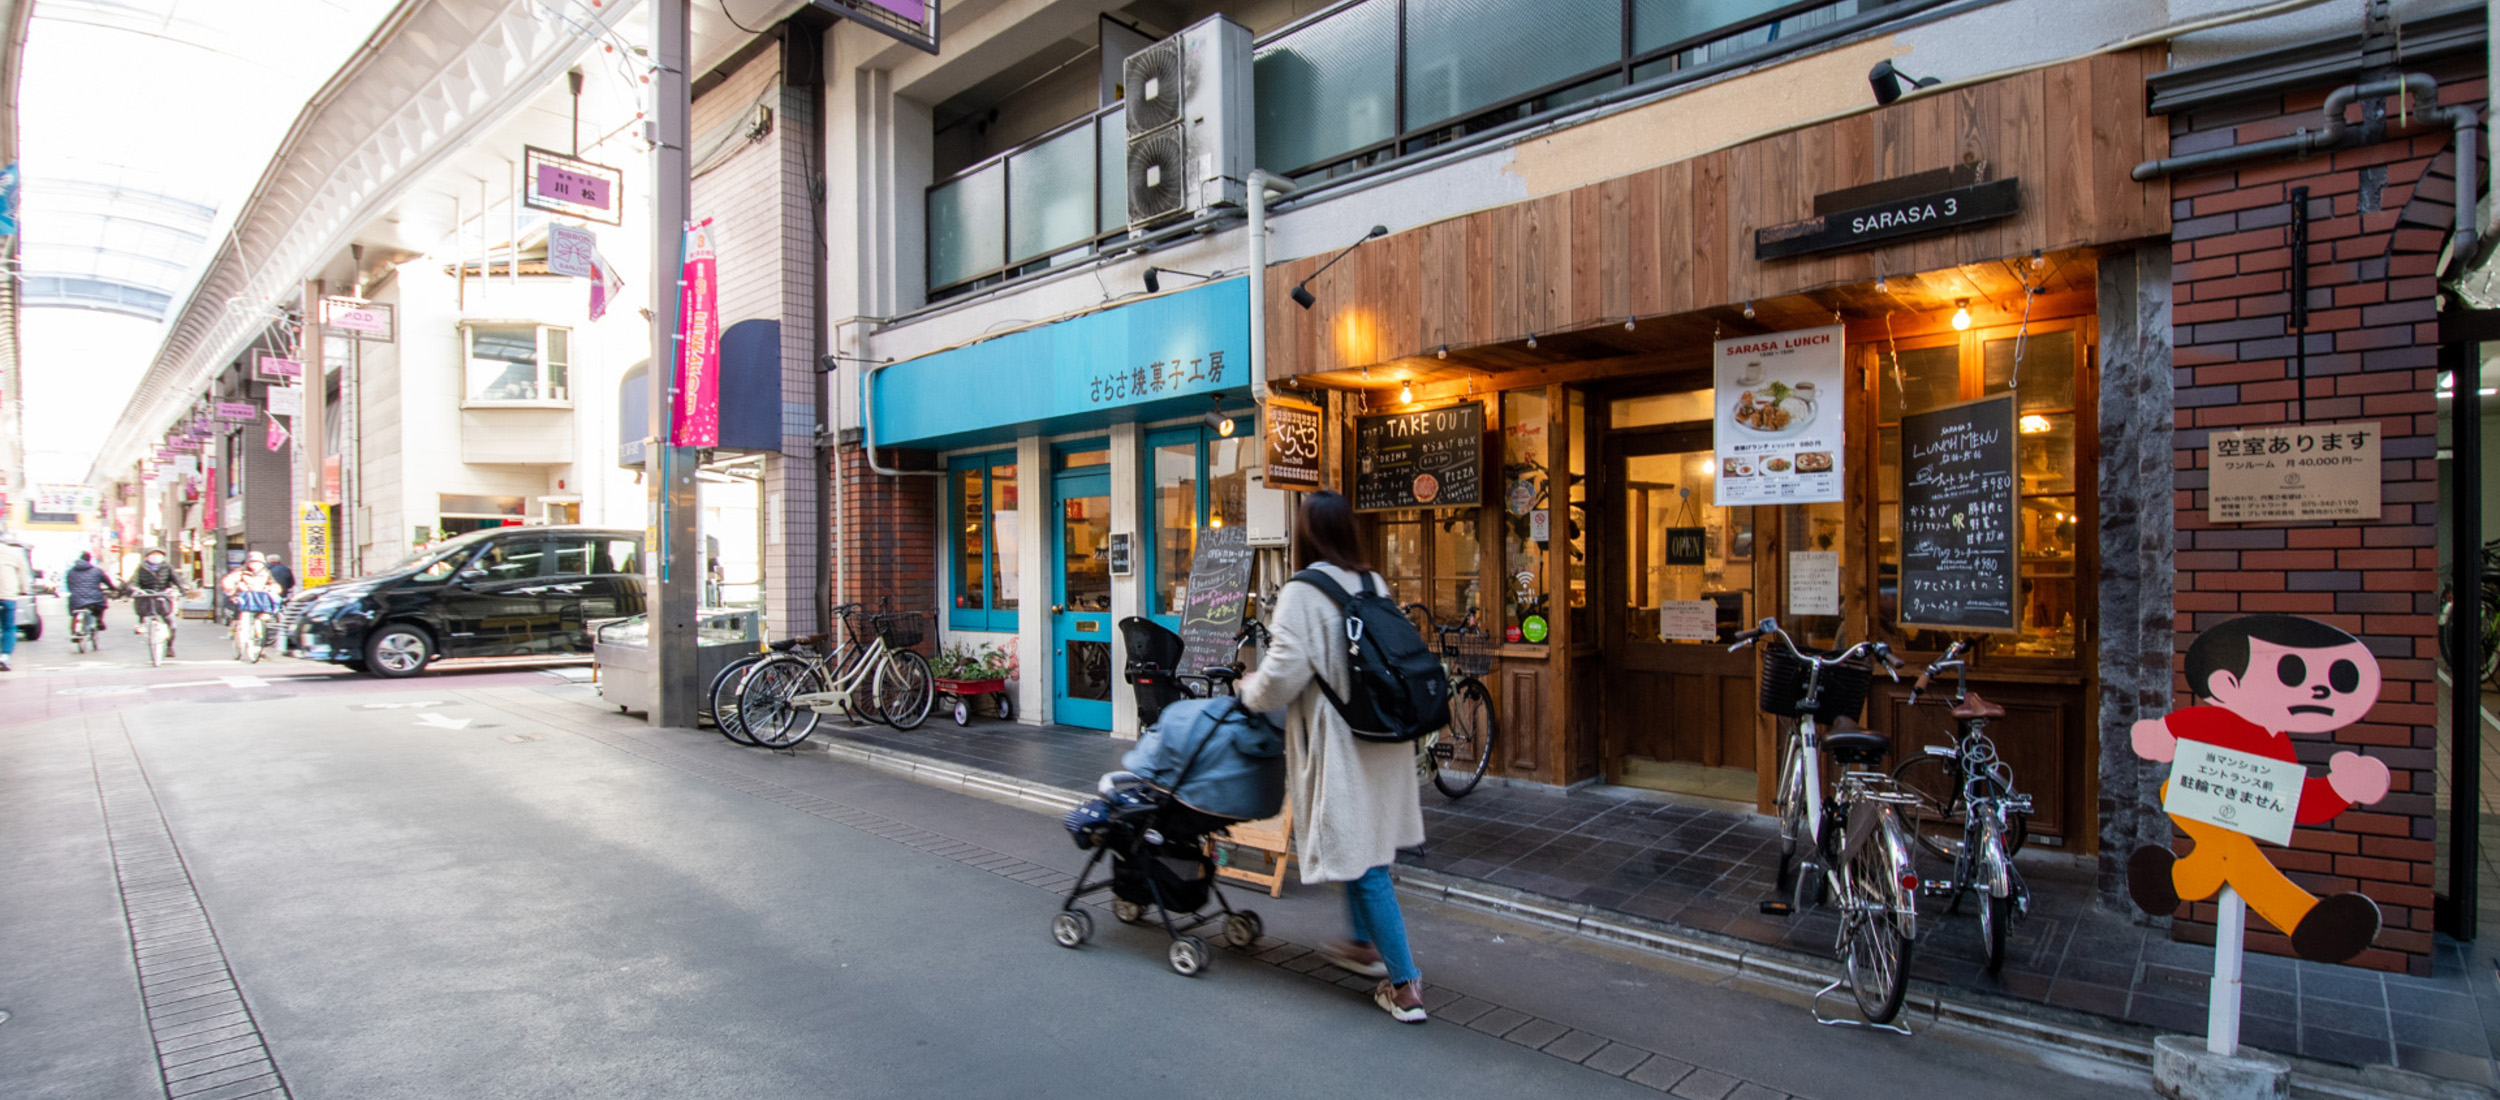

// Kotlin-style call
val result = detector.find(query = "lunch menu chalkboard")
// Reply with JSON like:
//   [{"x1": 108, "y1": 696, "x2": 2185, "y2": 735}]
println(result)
[
  {"x1": 1177, "y1": 524, "x2": 1257, "y2": 679},
  {"x1": 1353, "y1": 404, "x2": 1484, "y2": 512},
  {"x1": 1898, "y1": 393, "x2": 2020, "y2": 633}
]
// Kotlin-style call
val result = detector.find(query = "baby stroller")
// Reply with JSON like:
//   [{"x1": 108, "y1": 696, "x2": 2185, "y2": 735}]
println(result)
[{"x1": 1054, "y1": 695, "x2": 1285, "y2": 975}]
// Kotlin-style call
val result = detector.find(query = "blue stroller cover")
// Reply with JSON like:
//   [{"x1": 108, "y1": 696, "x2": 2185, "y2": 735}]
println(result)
[{"x1": 1120, "y1": 697, "x2": 1285, "y2": 822}]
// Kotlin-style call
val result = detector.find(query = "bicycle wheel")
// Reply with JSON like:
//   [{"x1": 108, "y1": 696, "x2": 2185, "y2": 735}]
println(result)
[
  {"x1": 1980, "y1": 870, "x2": 2012, "y2": 975},
  {"x1": 877, "y1": 649, "x2": 936, "y2": 730},
  {"x1": 147, "y1": 621, "x2": 166, "y2": 668},
  {"x1": 1433, "y1": 677, "x2": 1496, "y2": 798},
  {"x1": 1842, "y1": 809, "x2": 1917, "y2": 1025},
  {"x1": 740, "y1": 656, "x2": 826, "y2": 748},
  {"x1": 1772, "y1": 730, "x2": 1812, "y2": 904},
  {"x1": 709, "y1": 653, "x2": 768, "y2": 746},
  {"x1": 1891, "y1": 753, "x2": 1964, "y2": 863}
]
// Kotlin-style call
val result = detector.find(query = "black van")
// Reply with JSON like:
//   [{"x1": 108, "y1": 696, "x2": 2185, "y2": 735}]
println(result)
[{"x1": 289, "y1": 526, "x2": 645, "y2": 677}]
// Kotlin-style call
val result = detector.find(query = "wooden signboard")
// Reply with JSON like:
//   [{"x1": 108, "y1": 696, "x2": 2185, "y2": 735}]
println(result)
[
  {"x1": 1897, "y1": 393, "x2": 2019, "y2": 633},
  {"x1": 1264, "y1": 395, "x2": 1323, "y2": 491},
  {"x1": 1176, "y1": 523, "x2": 1255, "y2": 679},
  {"x1": 1352, "y1": 404, "x2": 1483, "y2": 511}
]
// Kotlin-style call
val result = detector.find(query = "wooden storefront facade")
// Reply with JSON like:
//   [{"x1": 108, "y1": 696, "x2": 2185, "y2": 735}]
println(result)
[{"x1": 1259, "y1": 48, "x2": 2173, "y2": 850}]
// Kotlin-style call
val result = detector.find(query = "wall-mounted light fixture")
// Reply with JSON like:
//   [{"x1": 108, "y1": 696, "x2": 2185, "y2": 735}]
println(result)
[
  {"x1": 1289, "y1": 225, "x2": 1390, "y2": 309},
  {"x1": 1144, "y1": 266, "x2": 1214, "y2": 294},
  {"x1": 1951, "y1": 299, "x2": 1972, "y2": 331},
  {"x1": 1399, "y1": 380, "x2": 1414, "y2": 404},
  {"x1": 1869, "y1": 59, "x2": 1940, "y2": 105},
  {"x1": 1436, "y1": 344, "x2": 1448, "y2": 360},
  {"x1": 1205, "y1": 396, "x2": 1238, "y2": 438}
]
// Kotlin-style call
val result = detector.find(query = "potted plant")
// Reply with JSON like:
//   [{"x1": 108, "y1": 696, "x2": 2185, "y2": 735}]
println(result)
[{"x1": 932, "y1": 642, "x2": 1016, "y2": 726}]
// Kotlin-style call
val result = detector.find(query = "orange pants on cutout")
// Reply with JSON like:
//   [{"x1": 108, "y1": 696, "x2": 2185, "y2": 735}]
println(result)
[{"x1": 2165, "y1": 794, "x2": 2319, "y2": 938}]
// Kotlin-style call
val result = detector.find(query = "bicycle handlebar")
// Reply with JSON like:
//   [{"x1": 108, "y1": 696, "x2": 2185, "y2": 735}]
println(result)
[
  {"x1": 1908, "y1": 640, "x2": 1972, "y2": 705},
  {"x1": 1728, "y1": 617, "x2": 1901, "y2": 681}
]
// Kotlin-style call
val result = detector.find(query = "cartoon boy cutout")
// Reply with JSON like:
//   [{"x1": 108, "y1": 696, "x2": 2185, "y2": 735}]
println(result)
[{"x1": 2128, "y1": 614, "x2": 2393, "y2": 964}]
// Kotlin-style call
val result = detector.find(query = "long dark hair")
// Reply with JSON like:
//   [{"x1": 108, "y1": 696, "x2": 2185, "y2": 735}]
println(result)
[{"x1": 1294, "y1": 490, "x2": 1370, "y2": 572}]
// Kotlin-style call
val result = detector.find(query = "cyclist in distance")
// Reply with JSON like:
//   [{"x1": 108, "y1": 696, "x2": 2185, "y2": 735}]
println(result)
[
  {"x1": 63, "y1": 551, "x2": 115, "y2": 636},
  {"x1": 220, "y1": 551, "x2": 285, "y2": 659},
  {"x1": 124, "y1": 548, "x2": 190, "y2": 658}
]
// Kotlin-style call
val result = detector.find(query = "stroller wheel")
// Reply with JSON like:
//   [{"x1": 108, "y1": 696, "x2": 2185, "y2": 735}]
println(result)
[
  {"x1": 1112, "y1": 899, "x2": 1146, "y2": 925},
  {"x1": 1222, "y1": 910, "x2": 1263, "y2": 950},
  {"x1": 1051, "y1": 910, "x2": 1093, "y2": 948},
  {"x1": 1168, "y1": 935, "x2": 1210, "y2": 976}
]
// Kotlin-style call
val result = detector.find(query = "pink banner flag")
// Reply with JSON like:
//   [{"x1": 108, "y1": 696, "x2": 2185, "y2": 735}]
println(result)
[
  {"x1": 672, "y1": 219, "x2": 720, "y2": 447},
  {"x1": 266, "y1": 414, "x2": 290, "y2": 452}
]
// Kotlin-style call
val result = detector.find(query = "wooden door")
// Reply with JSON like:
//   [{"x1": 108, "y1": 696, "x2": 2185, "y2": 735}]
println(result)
[{"x1": 1600, "y1": 425, "x2": 1759, "y2": 802}]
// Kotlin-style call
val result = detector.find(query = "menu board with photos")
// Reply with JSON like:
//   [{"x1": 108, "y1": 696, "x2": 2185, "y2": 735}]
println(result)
[
  {"x1": 1353, "y1": 404, "x2": 1483, "y2": 511},
  {"x1": 1714, "y1": 324, "x2": 1846, "y2": 505},
  {"x1": 1898, "y1": 393, "x2": 2020, "y2": 633}
]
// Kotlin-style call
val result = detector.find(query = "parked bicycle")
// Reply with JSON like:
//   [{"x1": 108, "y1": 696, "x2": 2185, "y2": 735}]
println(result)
[
  {"x1": 1732, "y1": 617, "x2": 1921, "y2": 1030},
  {"x1": 1403, "y1": 603, "x2": 1499, "y2": 798},
  {"x1": 1892, "y1": 640, "x2": 2032, "y2": 975},
  {"x1": 736, "y1": 604, "x2": 935, "y2": 747}
]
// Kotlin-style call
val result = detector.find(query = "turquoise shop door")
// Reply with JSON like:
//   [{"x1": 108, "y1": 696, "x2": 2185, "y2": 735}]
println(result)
[{"x1": 1051, "y1": 469, "x2": 1113, "y2": 730}]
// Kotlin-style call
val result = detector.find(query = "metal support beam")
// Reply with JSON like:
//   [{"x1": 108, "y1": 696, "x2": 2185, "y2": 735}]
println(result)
[{"x1": 647, "y1": 0, "x2": 701, "y2": 728}]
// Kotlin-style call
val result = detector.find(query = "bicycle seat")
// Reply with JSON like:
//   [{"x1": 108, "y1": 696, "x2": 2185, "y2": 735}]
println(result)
[
  {"x1": 1820, "y1": 717, "x2": 1892, "y2": 765},
  {"x1": 1202, "y1": 667, "x2": 1240, "y2": 687},
  {"x1": 1951, "y1": 691, "x2": 2007, "y2": 721}
]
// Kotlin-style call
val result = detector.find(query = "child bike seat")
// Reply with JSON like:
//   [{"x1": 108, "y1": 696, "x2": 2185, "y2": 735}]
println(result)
[
  {"x1": 1950, "y1": 691, "x2": 2007, "y2": 720},
  {"x1": 1820, "y1": 717, "x2": 1892, "y2": 765}
]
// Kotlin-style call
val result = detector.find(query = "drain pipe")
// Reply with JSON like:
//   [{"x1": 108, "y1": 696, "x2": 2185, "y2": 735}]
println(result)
[
  {"x1": 2133, "y1": 74, "x2": 2479, "y2": 267},
  {"x1": 1247, "y1": 170, "x2": 1298, "y2": 423},
  {"x1": 857, "y1": 348, "x2": 942, "y2": 481}
]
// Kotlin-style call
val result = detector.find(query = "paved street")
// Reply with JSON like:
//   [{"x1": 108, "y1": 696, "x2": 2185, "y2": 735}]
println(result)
[{"x1": 0, "y1": 615, "x2": 2144, "y2": 1099}]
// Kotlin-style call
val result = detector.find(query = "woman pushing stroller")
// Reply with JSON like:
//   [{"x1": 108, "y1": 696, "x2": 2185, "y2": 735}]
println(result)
[{"x1": 1238, "y1": 490, "x2": 1429, "y2": 1024}]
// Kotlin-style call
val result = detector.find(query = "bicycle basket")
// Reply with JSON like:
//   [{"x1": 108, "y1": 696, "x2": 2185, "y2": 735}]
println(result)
[
  {"x1": 872, "y1": 611, "x2": 928, "y2": 649},
  {"x1": 1441, "y1": 631, "x2": 1497, "y2": 678},
  {"x1": 1759, "y1": 644, "x2": 1873, "y2": 723}
]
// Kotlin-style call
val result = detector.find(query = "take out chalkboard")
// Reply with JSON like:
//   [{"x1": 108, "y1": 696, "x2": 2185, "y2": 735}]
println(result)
[
  {"x1": 1898, "y1": 393, "x2": 2020, "y2": 633},
  {"x1": 1353, "y1": 403, "x2": 1484, "y2": 512},
  {"x1": 1177, "y1": 523, "x2": 1256, "y2": 679}
]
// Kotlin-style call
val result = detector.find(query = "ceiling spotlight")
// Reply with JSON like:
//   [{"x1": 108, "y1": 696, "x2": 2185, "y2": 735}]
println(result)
[
  {"x1": 2030, "y1": 248, "x2": 2046, "y2": 270},
  {"x1": 1436, "y1": 344, "x2": 1448, "y2": 360},
  {"x1": 1875, "y1": 275, "x2": 1888, "y2": 293},
  {"x1": 1146, "y1": 266, "x2": 1213, "y2": 294},
  {"x1": 1205, "y1": 396, "x2": 1236, "y2": 437},
  {"x1": 1742, "y1": 300, "x2": 1756, "y2": 320},
  {"x1": 1951, "y1": 299, "x2": 1972, "y2": 331},
  {"x1": 1290, "y1": 285, "x2": 1316, "y2": 309},
  {"x1": 1625, "y1": 317, "x2": 1637, "y2": 331},
  {"x1": 1399, "y1": 380, "x2": 1414, "y2": 404},
  {"x1": 1526, "y1": 333, "x2": 1539, "y2": 349}
]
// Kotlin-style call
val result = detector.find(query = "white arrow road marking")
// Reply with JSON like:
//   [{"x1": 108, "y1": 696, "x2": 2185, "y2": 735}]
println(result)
[
  {"x1": 359, "y1": 701, "x2": 444, "y2": 710},
  {"x1": 413, "y1": 712, "x2": 473, "y2": 730},
  {"x1": 218, "y1": 675, "x2": 269, "y2": 689}
]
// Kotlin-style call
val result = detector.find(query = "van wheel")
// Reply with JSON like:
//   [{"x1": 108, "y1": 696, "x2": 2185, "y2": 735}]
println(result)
[{"x1": 365, "y1": 626, "x2": 433, "y2": 678}]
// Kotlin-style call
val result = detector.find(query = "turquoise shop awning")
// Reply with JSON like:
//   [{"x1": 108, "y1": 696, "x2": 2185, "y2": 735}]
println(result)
[{"x1": 871, "y1": 276, "x2": 1252, "y2": 452}]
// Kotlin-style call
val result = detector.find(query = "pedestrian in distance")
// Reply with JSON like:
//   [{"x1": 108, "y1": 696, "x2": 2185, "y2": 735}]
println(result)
[
  {"x1": 266, "y1": 552, "x2": 297, "y2": 598},
  {"x1": 64, "y1": 551, "x2": 114, "y2": 635},
  {"x1": 1238, "y1": 489, "x2": 1429, "y2": 1023},
  {"x1": 0, "y1": 547, "x2": 25, "y2": 670}
]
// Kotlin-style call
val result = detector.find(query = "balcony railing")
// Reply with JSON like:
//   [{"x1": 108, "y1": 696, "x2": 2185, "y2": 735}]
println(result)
[{"x1": 927, "y1": 0, "x2": 1928, "y2": 298}]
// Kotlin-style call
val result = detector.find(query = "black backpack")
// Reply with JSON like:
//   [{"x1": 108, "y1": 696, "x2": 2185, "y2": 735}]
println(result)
[{"x1": 1288, "y1": 569, "x2": 1450, "y2": 743}]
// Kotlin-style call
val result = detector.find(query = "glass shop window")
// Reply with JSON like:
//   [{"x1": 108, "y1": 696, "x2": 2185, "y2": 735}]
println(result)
[
  {"x1": 1378, "y1": 508, "x2": 1482, "y2": 627},
  {"x1": 1874, "y1": 323, "x2": 2088, "y2": 657},
  {"x1": 463, "y1": 323, "x2": 571, "y2": 403},
  {"x1": 950, "y1": 452, "x2": 1021, "y2": 631},
  {"x1": 1501, "y1": 389, "x2": 1551, "y2": 636},
  {"x1": 1146, "y1": 428, "x2": 1254, "y2": 625}
]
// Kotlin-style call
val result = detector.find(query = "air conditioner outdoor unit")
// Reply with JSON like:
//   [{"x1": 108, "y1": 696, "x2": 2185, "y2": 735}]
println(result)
[{"x1": 1124, "y1": 15, "x2": 1252, "y2": 230}]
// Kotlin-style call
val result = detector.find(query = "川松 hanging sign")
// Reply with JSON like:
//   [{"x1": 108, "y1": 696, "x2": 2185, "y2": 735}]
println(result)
[
  {"x1": 1713, "y1": 324, "x2": 1845, "y2": 506},
  {"x1": 524, "y1": 145, "x2": 624, "y2": 226},
  {"x1": 322, "y1": 296, "x2": 394, "y2": 342}
]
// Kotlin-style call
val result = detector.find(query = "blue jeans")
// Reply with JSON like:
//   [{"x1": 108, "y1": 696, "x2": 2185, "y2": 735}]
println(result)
[
  {"x1": 1344, "y1": 866, "x2": 1420, "y2": 985},
  {"x1": 0, "y1": 599, "x2": 15, "y2": 657}
]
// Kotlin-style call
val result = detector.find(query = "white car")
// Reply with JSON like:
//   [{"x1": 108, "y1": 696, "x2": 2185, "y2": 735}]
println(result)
[{"x1": 0, "y1": 543, "x2": 41, "y2": 641}]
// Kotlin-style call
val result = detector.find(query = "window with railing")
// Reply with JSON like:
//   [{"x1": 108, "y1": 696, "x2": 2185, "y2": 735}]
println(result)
[{"x1": 926, "y1": 0, "x2": 1915, "y2": 297}]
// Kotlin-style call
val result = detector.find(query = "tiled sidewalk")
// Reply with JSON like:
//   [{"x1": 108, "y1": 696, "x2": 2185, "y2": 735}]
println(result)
[{"x1": 816, "y1": 716, "x2": 2499, "y2": 1087}]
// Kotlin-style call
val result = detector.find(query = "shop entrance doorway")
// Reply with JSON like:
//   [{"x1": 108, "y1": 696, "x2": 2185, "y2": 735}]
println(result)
[
  {"x1": 1601, "y1": 421, "x2": 1758, "y2": 801},
  {"x1": 1051, "y1": 468, "x2": 1114, "y2": 730}
]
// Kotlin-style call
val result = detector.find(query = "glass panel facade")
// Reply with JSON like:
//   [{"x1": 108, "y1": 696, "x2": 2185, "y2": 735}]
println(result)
[
  {"x1": 1624, "y1": 450, "x2": 1748, "y2": 642},
  {"x1": 1062, "y1": 490, "x2": 1111, "y2": 613},
  {"x1": 949, "y1": 454, "x2": 1019, "y2": 630},
  {"x1": 1633, "y1": 0, "x2": 1791, "y2": 53},
  {"x1": 1151, "y1": 439, "x2": 1196, "y2": 617},
  {"x1": 1097, "y1": 107, "x2": 1125, "y2": 233},
  {"x1": 1207, "y1": 436, "x2": 1251, "y2": 530},
  {"x1": 1008, "y1": 122, "x2": 1098, "y2": 263},
  {"x1": 1610, "y1": 388, "x2": 1714, "y2": 429},
  {"x1": 954, "y1": 467, "x2": 986, "y2": 611},
  {"x1": 928, "y1": 162, "x2": 1005, "y2": 288},
  {"x1": 1253, "y1": 0, "x2": 1397, "y2": 173},
  {"x1": 1403, "y1": 0, "x2": 1618, "y2": 131},
  {"x1": 1503, "y1": 389, "x2": 1549, "y2": 632},
  {"x1": 991, "y1": 459, "x2": 1021, "y2": 613}
]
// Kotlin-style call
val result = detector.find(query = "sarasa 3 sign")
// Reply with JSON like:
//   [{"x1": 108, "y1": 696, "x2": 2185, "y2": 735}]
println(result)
[{"x1": 1756, "y1": 178, "x2": 2021, "y2": 261}]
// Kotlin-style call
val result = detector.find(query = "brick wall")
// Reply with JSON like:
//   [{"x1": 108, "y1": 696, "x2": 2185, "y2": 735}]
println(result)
[
  {"x1": 2164, "y1": 68, "x2": 2483, "y2": 977},
  {"x1": 832, "y1": 444, "x2": 937, "y2": 642}
]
